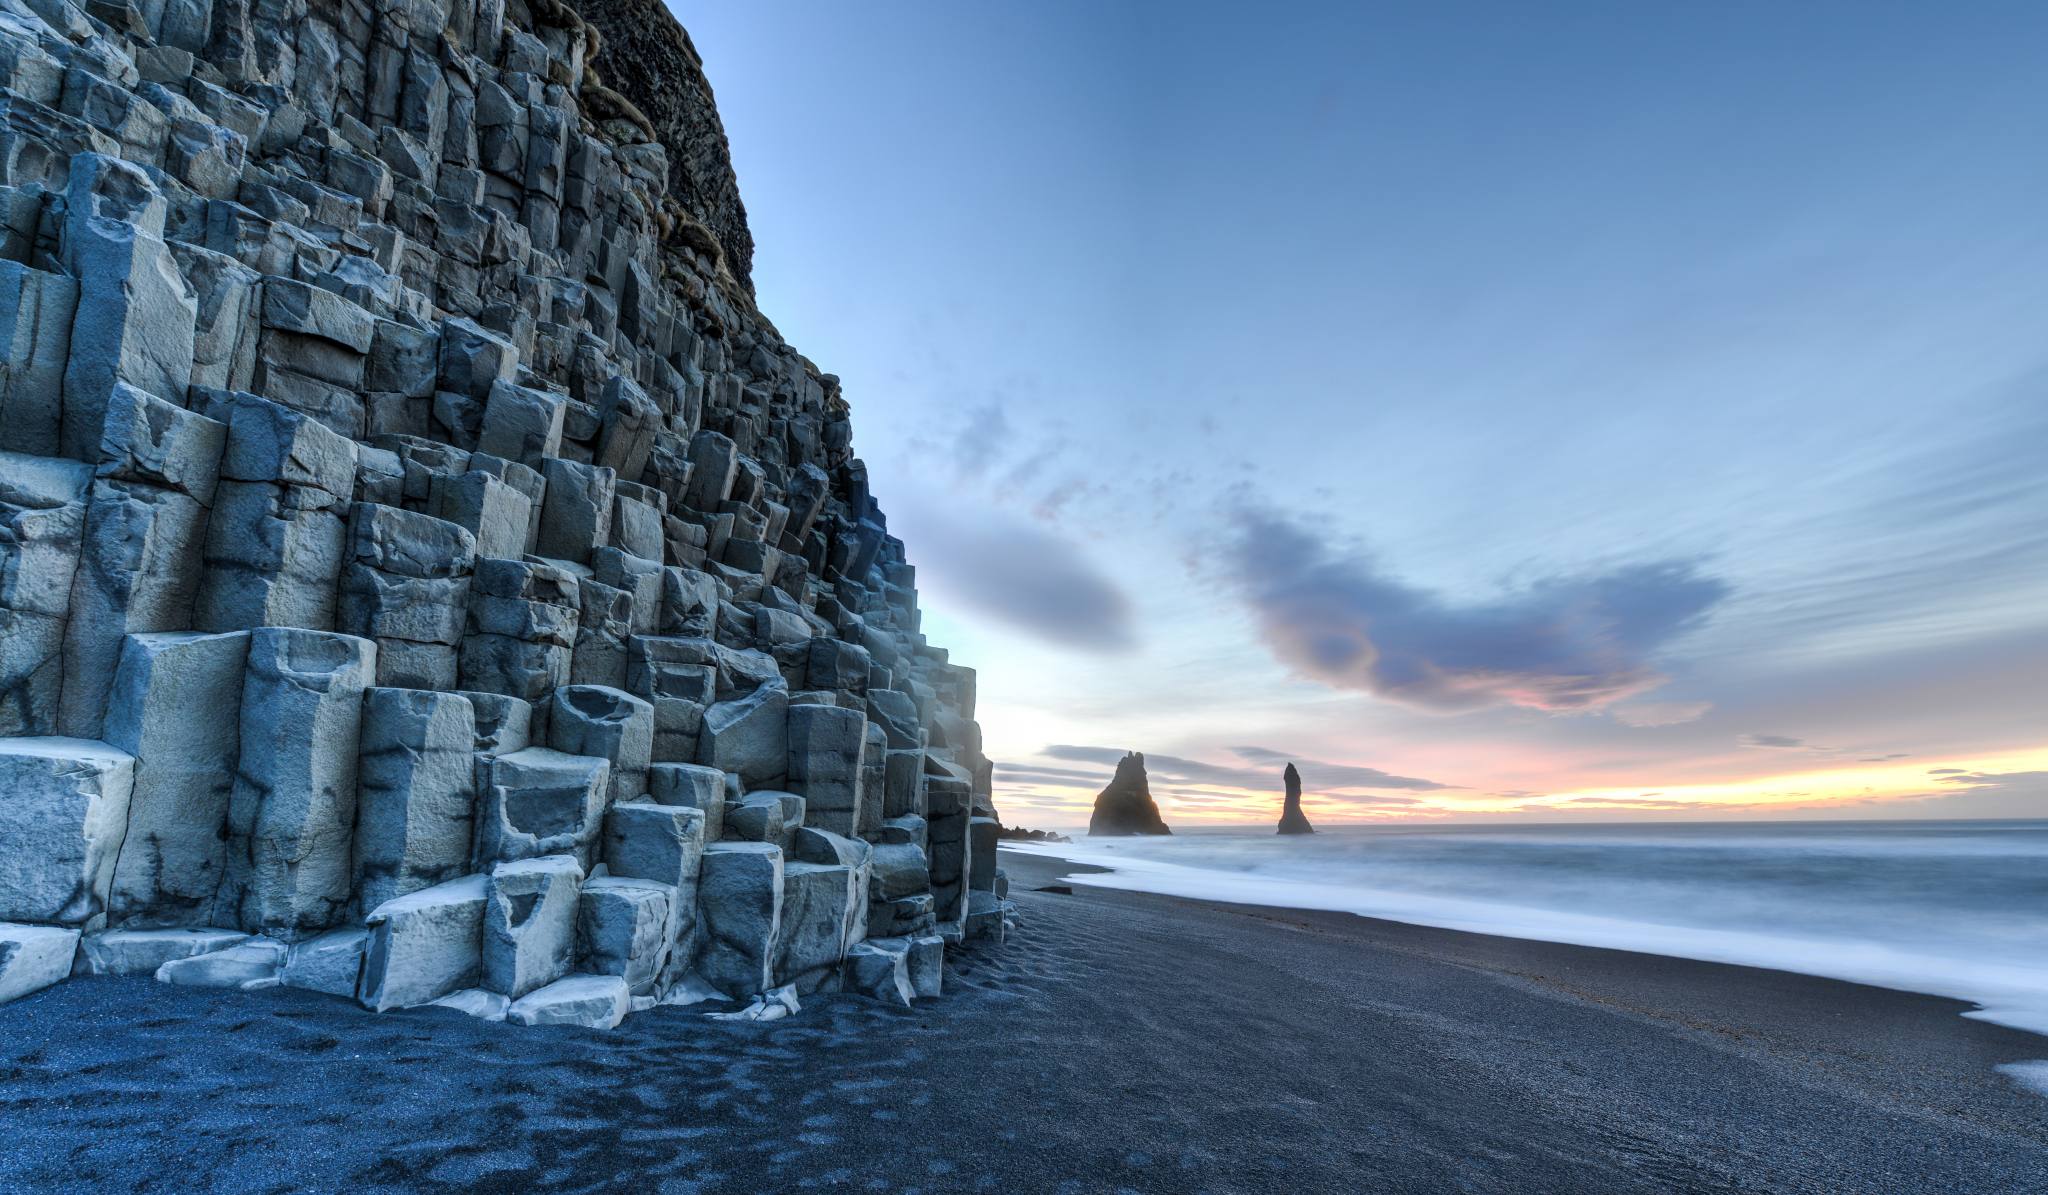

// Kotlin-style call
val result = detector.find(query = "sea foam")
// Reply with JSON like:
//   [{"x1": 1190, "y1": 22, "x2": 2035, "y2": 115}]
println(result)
[{"x1": 1006, "y1": 820, "x2": 2048, "y2": 1086}]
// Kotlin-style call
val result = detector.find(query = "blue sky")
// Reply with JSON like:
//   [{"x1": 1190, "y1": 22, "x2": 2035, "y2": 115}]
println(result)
[{"x1": 679, "y1": 1, "x2": 2048, "y2": 826}]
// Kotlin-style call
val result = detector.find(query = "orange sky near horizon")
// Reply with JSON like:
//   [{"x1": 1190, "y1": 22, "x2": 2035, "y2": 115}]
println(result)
[{"x1": 994, "y1": 745, "x2": 2048, "y2": 830}]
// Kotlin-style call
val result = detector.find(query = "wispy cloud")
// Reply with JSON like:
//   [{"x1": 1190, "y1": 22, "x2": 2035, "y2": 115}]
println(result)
[
  {"x1": 1611, "y1": 700, "x2": 1713, "y2": 727},
  {"x1": 1542, "y1": 795, "x2": 1700, "y2": 811},
  {"x1": 1742, "y1": 733, "x2": 1805, "y2": 749},
  {"x1": 1216, "y1": 506, "x2": 1730, "y2": 713},
  {"x1": 994, "y1": 763, "x2": 1115, "y2": 787},
  {"x1": 895, "y1": 497, "x2": 1138, "y2": 652},
  {"x1": 1899, "y1": 770, "x2": 2048, "y2": 818}
]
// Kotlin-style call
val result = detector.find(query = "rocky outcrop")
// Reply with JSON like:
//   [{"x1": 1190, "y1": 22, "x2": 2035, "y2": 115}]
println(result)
[
  {"x1": 0, "y1": 0, "x2": 1008, "y2": 1024},
  {"x1": 1276, "y1": 763, "x2": 1314, "y2": 835},
  {"x1": 1087, "y1": 752, "x2": 1170, "y2": 837},
  {"x1": 996, "y1": 824, "x2": 1069, "y2": 843},
  {"x1": 577, "y1": 0, "x2": 753, "y2": 291}
]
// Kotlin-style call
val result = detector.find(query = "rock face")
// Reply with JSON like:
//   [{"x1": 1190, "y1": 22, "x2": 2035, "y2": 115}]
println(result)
[
  {"x1": 0, "y1": 0, "x2": 1008, "y2": 1025},
  {"x1": 1087, "y1": 752, "x2": 1171, "y2": 837},
  {"x1": 1276, "y1": 763, "x2": 1315, "y2": 835}
]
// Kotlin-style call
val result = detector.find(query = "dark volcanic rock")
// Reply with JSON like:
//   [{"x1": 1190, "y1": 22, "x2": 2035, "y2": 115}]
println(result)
[
  {"x1": 997, "y1": 824, "x2": 1070, "y2": 844},
  {"x1": 1276, "y1": 763, "x2": 1315, "y2": 835},
  {"x1": 580, "y1": 0, "x2": 756, "y2": 290},
  {"x1": 1087, "y1": 753, "x2": 1171, "y2": 837}
]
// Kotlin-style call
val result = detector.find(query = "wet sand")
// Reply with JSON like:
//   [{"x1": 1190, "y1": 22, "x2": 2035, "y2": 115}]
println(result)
[{"x1": 1, "y1": 849, "x2": 2044, "y2": 1193}]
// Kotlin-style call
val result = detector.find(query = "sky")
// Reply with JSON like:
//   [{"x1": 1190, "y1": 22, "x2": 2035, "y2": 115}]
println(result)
[{"x1": 677, "y1": 1, "x2": 2048, "y2": 829}]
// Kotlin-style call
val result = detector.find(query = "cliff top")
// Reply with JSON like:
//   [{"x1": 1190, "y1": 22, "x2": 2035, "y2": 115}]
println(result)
[{"x1": 575, "y1": 0, "x2": 757, "y2": 293}]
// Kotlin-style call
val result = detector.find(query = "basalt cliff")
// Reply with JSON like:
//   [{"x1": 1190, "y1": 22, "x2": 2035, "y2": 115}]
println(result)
[{"x1": 0, "y1": 0, "x2": 1009, "y2": 1026}]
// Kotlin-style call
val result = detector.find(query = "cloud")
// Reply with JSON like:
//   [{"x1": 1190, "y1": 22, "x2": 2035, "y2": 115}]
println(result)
[
  {"x1": 1216, "y1": 507, "x2": 1730, "y2": 713},
  {"x1": 949, "y1": 403, "x2": 1012, "y2": 479},
  {"x1": 1742, "y1": 733, "x2": 1805, "y2": 749},
  {"x1": 1928, "y1": 767, "x2": 1967, "y2": 775},
  {"x1": 994, "y1": 763, "x2": 1115, "y2": 787},
  {"x1": 1042, "y1": 744, "x2": 1450, "y2": 794},
  {"x1": 1541, "y1": 795, "x2": 1700, "y2": 811},
  {"x1": 1611, "y1": 700, "x2": 1713, "y2": 727},
  {"x1": 897, "y1": 499, "x2": 1138, "y2": 652},
  {"x1": 1897, "y1": 770, "x2": 2048, "y2": 818}
]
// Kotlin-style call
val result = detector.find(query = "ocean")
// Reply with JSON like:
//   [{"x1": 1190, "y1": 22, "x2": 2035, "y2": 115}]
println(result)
[{"x1": 1004, "y1": 819, "x2": 2048, "y2": 1043}]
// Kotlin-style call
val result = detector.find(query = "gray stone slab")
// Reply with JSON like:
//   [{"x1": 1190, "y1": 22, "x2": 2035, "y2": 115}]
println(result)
[{"x1": 0, "y1": 737, "x2": 134, "y2": 926}]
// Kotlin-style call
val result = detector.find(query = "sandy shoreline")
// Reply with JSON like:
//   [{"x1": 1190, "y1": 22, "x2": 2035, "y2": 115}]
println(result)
[{"x1": 2, "y1": 849, "x2": 2044, "y2": 1193}]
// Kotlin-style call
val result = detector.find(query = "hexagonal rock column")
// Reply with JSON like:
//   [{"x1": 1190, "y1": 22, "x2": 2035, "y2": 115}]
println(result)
[
  {"x1": 841, "y1": 939, "x2": 914, "y2": 1007},
  {"x1": 577, "y1": 877, "x2": 672, "y2": 995},
  {"x1": 694, "y1": 841, "x2": 782, "y2": 999},
  {"x1": 785, "y1": 702, "x2": 864, "y2": 838},
  {"x1": 458, "y1": 558, "x2": 581, "y2": 734},
  {"x1": 482, "y1": 854, "x2": 583, "y2": 1000},
  {"x1": 101, "y1": 629, "x2": 249, "y2": 926},
  {"x1": 56, "y1": 154, "x2": 197, "y2": 459},
  {"x1": 212, "y1": 628, "x2": 376, "y2": 939},
  {"x1": 648, "y1": 762, "x2": 726, "y2": 840},
  {"x1": 353, "y1": 688, "x2": 477, "y2": 914},
  {"x1": 337, "y1": 503, "x2": 477, "y2": 689},
  {"x1": 774, "y1": 861, "x2": 864, "y2": 995},
  {"x1": 0, "y1": 452, "x2": 91, "y2": 737},
  {"x1": 698, "y1": 680, "x2": 786, "y2": 790},
  {"x1": 471, "y1": 747, "x2": 610, "y2": 870},
  {"x1": 602, "y1": 799, "x2": 706, "y2": 979},
  {"x1": 192, "y1": 394, "x2": 357, "y2": 634},
  {"x1": 56, "y1": 388, "x2": 227, "y2": 740},
  {"x1": 624, "y1": 636, "x2": 715, "y2": 764},
  {"x1": 548, "y1": 684, "x2": 653, "y2": 804}
]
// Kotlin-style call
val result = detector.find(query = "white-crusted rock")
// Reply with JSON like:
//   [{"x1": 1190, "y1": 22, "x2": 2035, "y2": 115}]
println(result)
[
  {"x1": 359, "y1": 874, "x2": 489, "y2": 1012},
  {"x1": 0, "y1": 923, "x2": 80, "y2": 1003},
  {"x1": 156, "y1": 936, "x2": 287, "y2": 989},
  {"x1": 506, "y1": 973, "x2": 629, "y2": 1029},
  {"x1": 428, "y1": 987, "x2": 510, "y2": 1022},
  {"x1": 76, "y1": 928, "x2": 248, "y2": 976}
]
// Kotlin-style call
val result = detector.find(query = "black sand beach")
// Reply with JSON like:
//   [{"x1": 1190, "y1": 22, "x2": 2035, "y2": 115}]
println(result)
[{"x1": 3, "y1": 849, "x2": 2045, "y2": 1194}]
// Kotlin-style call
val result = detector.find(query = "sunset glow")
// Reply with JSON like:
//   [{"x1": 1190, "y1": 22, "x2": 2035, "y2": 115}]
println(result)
[{"x1": 993, "y1": 746, "x2": 2048, "y2": 830}]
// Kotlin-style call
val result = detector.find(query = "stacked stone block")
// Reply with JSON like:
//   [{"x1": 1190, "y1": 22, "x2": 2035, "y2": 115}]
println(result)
[{"x1": 0, "y1": 0, "x2": 1004, "y2": 1026}]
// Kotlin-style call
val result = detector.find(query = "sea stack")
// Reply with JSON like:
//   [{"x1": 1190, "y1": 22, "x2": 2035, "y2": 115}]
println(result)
[
  {"x1": 1088, "y1": 753, "x2": 1172, "y2": 837},
  {"x1": 1276, "y1": 764, "x2": 1315, "y2": 835}
]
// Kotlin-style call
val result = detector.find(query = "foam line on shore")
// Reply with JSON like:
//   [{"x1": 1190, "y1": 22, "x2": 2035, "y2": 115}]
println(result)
[{"x1": 1001, "y1": 837, "x2": 2048, "y2": 1054}]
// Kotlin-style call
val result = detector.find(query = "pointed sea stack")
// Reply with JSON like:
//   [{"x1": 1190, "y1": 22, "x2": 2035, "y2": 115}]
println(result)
[
  {"x1": 1276, "y1": 763, "x2": 1316, "y2": 835},
  {"x1": 1088, "y1": 753, "x2": 1173, "y2": 837}
]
